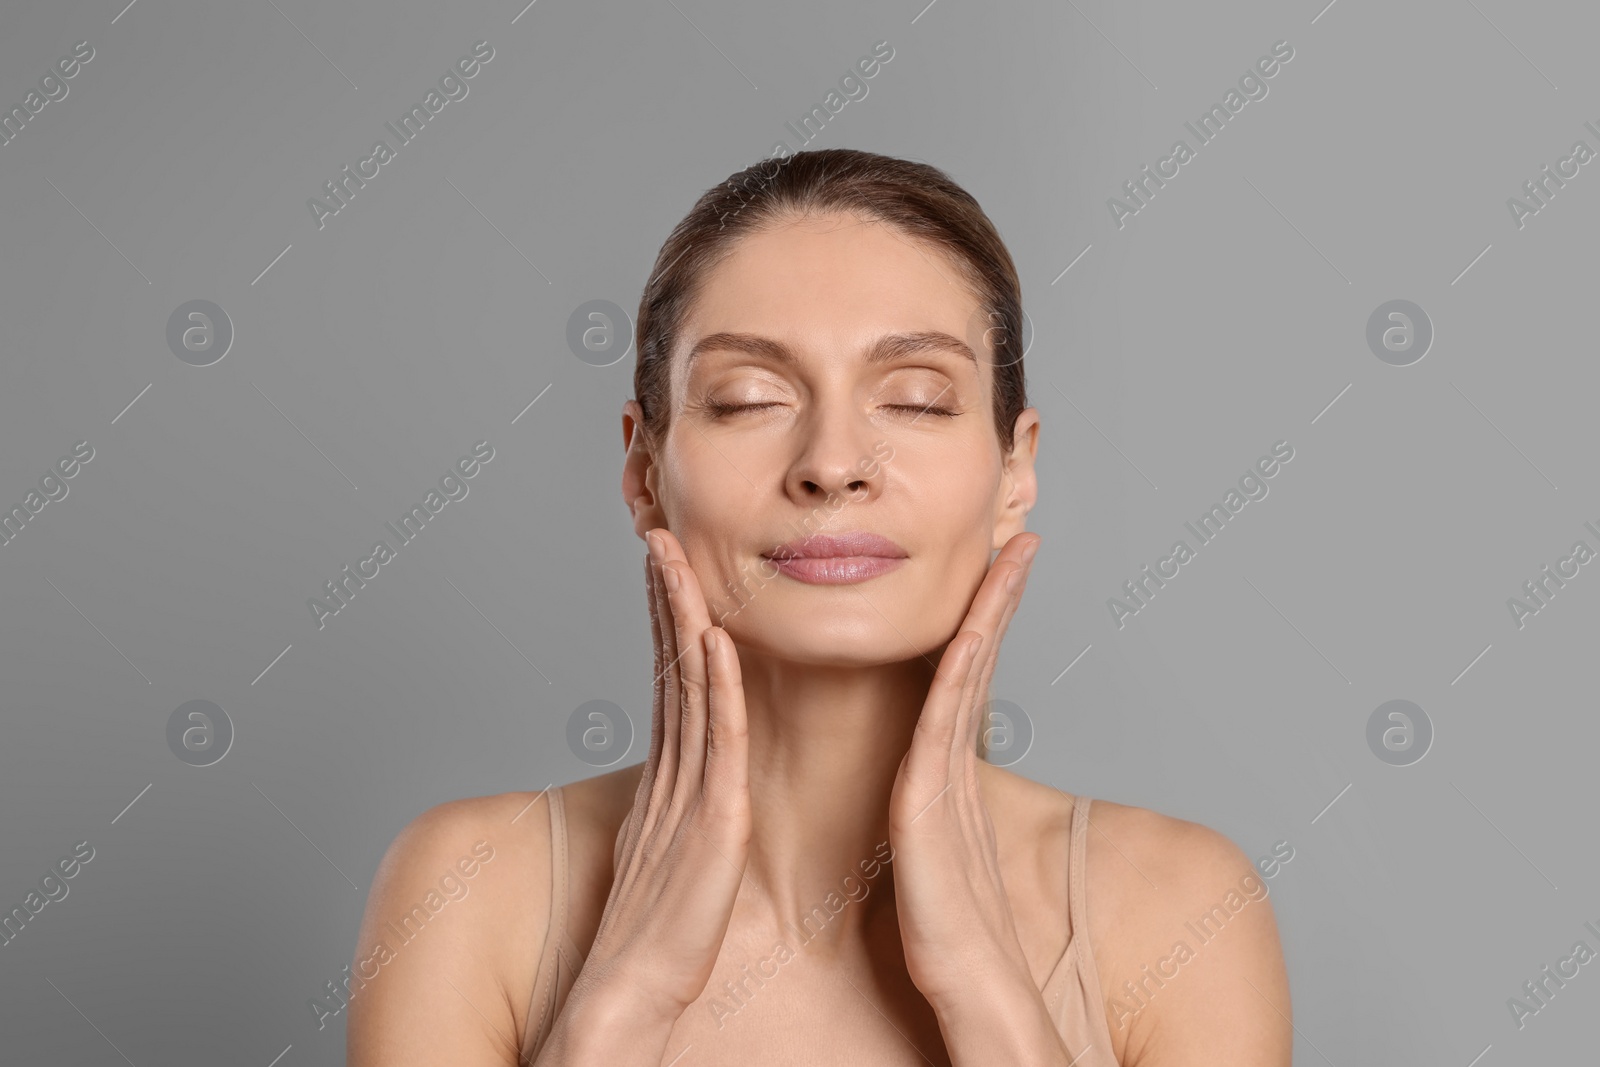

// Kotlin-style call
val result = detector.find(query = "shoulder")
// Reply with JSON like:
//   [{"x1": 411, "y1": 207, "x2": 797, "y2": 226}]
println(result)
[
  {"x1": 1079, "y1": 797, "x2": 1293, "y2": 1067},
  {"x1": 346, "y1": 789, "x2": 559, "y2": 1065},
  {"x1": 545, "y1": 765, "x2": 648, "y2": 950},
  {"x1": 363, "y1": 790, "x2": 557, "y2": 927}
]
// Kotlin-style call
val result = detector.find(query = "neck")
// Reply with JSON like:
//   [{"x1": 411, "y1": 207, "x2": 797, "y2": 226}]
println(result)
[{"x1": 727, "y1": 642, "x2": 948, "y2": 946}]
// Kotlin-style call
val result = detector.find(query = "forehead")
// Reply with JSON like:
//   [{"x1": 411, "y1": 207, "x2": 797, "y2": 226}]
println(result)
[{"x1": 678, "y1": 214, "x2": 988, "y2": 372}]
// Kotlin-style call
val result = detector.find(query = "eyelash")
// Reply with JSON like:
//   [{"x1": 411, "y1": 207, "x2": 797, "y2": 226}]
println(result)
[{"x1": 705, "y1": 402, "x2": 958, "y2": 419}]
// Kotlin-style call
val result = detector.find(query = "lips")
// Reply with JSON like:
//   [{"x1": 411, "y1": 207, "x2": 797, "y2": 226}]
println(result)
[
  {"x1": 765, "y1": 531, "x2": 908, "y2": 560},
  {"x1": 761, "y1": 531, "x2": 908, "y2": 585}
]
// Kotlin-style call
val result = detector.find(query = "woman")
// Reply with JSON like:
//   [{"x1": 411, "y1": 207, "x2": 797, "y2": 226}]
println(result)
[{"x1": 347, "y1": 148, "x2": 1292, "y2": 1065}]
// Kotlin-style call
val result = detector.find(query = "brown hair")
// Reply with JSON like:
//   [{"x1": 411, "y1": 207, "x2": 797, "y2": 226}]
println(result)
[{"x1": 632, "y1": 147, "x2": 1029, "y2": 456}]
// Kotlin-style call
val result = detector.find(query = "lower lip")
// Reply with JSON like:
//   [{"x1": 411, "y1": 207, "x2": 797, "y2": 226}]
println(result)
[{"x1": 763, "y1": 555, "x2": 907, "y2": 585}]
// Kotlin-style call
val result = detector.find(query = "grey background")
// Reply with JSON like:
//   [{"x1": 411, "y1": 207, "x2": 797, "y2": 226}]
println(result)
[{"x1": 1, "y1": 0, "x2": 1595, "y2": 1063}]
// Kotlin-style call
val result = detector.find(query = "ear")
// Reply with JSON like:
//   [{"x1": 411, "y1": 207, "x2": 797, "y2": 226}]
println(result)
[
  {"x1": 993, "y1": 407, "x2": 1039, "y2": 550},
  {"x1": 622, "y1": 399, "x2": 667, "y2": 540}
]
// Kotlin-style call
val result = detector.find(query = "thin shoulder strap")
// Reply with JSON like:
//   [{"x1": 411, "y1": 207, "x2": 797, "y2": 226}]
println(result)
[
  {"x1": 1042, "y1": 793, "x2": 1091, "y2": 1001},
  {"x1": 1068, "y1": 796, "x2": 1105, "y2": 993},
  {"x1": 522, "y1": 785, "x2": 571, "y2": 1062},
  {"x1": 1069, "y1": 794, "x2": 1091, "y2": 934},
  {"x1": 548, "y1": 785, "x2": 571, "y2": 948}
]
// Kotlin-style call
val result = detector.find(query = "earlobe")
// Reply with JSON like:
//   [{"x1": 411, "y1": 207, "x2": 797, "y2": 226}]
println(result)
[{"x1": 992, "y1": 411, "x2": 1040, "y2": 547}]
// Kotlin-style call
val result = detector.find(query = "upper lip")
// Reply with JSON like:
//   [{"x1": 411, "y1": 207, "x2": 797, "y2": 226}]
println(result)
[{"x1": 763, "y1": 531, "x2": 909, "y2": 560}]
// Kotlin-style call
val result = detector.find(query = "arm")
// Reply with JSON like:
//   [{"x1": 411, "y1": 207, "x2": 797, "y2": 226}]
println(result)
[
  {"x1": 351, "y1": 530, "x2": 752, "y2": 1065},
  {"x1": 344, "y1": 794, "x2": 537, "y2": 1066},
  {"x1": 344, "y1": 794, "x2": 681, "y2": 1066},
  {"x1": 1101, "y1": 817, "x2": 1294, "y2": 1067}
]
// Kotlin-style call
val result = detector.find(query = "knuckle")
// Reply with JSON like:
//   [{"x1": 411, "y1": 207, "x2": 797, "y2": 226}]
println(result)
[
  {"x1": 706, "y1": 715, "x2": 747, "y2": 753},
  {"x1": 679, "y1": 677, "x2": 706, "y2": 706}
]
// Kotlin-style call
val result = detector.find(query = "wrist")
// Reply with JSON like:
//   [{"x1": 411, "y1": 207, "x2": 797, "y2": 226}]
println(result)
[
  {"x1": 569, "y1": 966, "x2": 681, "y2": 1036},
  {"x1": 924, "y1": 955, "x2": 1039, "y2": 1026},
  {"x1": 916, "y1": 946, "x2": 1030, "y2": 1013},
  {"x1": 929, "y1": 970, "x2": 1068, "y2": 1065},
  {"x1": 555, "y1": 971, "x2": 684, "y2": 1055}
]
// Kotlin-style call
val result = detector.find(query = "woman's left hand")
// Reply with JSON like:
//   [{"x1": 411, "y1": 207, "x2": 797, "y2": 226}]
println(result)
[{"x1": 888, "y1": 530, "x2": 1042, "y2": 1011}]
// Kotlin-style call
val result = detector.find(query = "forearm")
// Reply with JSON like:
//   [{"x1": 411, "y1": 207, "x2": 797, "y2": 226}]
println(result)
[
  {"x1": 930, "y1": 968, "x2": 1076, "y2": 1067},
  {"x1": 532, "y1": 974, "x2": 683, "y2": 1067}
]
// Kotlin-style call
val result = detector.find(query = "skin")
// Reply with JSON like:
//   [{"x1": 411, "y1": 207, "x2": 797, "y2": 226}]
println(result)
[{"x1": 347, "y1": 212, "x2": 1293, "y2": 1066}]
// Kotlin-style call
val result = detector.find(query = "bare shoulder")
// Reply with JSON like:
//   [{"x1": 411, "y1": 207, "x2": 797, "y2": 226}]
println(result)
[
  {"x1": 1079, "y1": 797, "x2": 1293, "y2": 1067},
  {"x1": 345, "y1": 789, "x2": 559, "y2": 1067},
  {"x1": 550, "y1": 764, "x2": 648, "y2": 951}
]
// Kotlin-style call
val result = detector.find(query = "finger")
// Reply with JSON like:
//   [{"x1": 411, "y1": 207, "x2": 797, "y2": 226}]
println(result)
[
  {"x1": 949, "y1": 535, "x2": 1035, "y2": 764},
  {"x1": 617, "y1": 550, "x2": 669, "y2": 881},
  {"x1": 702, "y1": 625, "x2": 750, "y2": 829},
  {"x1": 961, "y1": 535, "x2": 1034, "y2": 651},
  {"x1": 907, "y1": 630, "x2": 984, "y2": 789},
  {"x1": 958, "y1": 616, "x2": 995, "y2": 772},
  {"x1": 647, "y1": 530, "x2": 682, "y2": 814},
  {"x1": 968, "y1": 536, "x2": 1040, "y2": 758},
  {"x1": 641, "y1": 553, "x2": 667, "y2": 785},
  {"x1": 659, "y1": 539, "x2": 715, "y2": 802}
]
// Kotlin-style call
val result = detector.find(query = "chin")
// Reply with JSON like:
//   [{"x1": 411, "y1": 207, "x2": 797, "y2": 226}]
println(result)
[{"x1": 725, "y1": 604, "x2": 946, "y2": 668}]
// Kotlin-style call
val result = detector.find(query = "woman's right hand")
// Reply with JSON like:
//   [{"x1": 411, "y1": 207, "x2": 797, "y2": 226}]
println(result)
[{"x1": 574, "y1": 527, "x2": 752, "y2": 1024}]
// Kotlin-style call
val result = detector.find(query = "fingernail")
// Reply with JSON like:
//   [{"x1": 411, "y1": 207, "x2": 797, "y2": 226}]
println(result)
[
  {"x1": 663, "y1": 564, "x2": 681, "y2": 593},
  {"x1": 647, "y1": 531, "x2": 660, "y2": 557},
  {"x1": 1022, "y1": 537, "x2": 1040, "y2": 565},
  {"x1": 705, "y1": 628, "x2": 718, "y2": 654}
]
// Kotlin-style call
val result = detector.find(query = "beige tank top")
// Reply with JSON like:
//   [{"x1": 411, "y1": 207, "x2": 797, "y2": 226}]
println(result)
[{"x1": 519, "y1": 785, "x2": 1119, "y2": 1065}]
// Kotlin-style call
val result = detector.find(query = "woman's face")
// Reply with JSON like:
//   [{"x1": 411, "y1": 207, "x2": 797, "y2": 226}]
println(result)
[{"x1": 623, "y1": 211, "x2": 1038, "y2": 666}]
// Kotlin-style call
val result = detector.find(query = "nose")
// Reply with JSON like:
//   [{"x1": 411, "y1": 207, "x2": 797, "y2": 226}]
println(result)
[{"x1": 785, "y1": 404, "x2": 883, "y2": 507}]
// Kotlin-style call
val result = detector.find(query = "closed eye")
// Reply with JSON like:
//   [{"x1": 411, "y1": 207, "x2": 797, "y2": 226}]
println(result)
[
  {"x1": 705, "y1": 401, "x2": 783, "y2": 417},
  {"x1": 705, "y1": 401, "x2": 958, "y2": 418}
]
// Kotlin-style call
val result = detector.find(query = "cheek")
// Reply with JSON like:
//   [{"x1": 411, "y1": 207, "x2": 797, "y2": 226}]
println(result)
[
  {"x1": 664, "y1": 463, "x2": 747, "y2": 541},
  {"x1": 892, "y1": 441, "x2": 1000, "y2": 525},
  {"x1": 659, "y1": 469, "x2": 750, "y2": 595}
]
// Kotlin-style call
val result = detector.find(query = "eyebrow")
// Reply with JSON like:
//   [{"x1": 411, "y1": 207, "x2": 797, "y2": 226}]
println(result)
[{"x1": 684, "y1": 330, "x2": 978, "y2": 371}]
